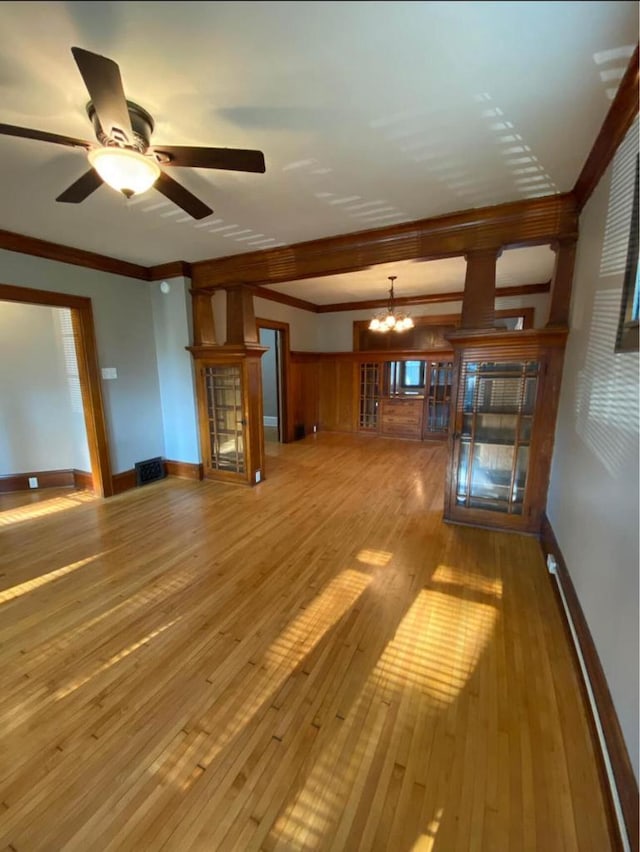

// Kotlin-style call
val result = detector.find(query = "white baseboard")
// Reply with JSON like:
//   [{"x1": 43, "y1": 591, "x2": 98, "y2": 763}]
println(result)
[{"x1": 263, "y1": 416, "x2": 278, "y2": 427}]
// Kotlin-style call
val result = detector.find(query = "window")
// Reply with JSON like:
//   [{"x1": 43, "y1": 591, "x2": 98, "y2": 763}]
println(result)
[
  {"x1": 400, "y1": 360, "x2": 426, "y2": 389},
  {"x1": 616, "y1": 156, "x2": 639, "y2": 352}
]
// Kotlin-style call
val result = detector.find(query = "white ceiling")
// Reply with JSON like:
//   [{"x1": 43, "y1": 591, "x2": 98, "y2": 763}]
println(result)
[
  {"x1": 269, "y1": 245, "x2": 556, "y2": 304},
  {"x1": 0, "y1": 1, "x2": 636, "y2": 266}
]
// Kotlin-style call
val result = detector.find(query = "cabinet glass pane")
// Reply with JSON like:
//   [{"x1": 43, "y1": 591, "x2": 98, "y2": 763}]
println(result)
[
  {"x1": 204, "y1": 365, "x2": 245, "y2": 473},
  {"x1": 454, "y1": 360, "x2": 539, "y2": 515},
  {"x1": 359, "y1": 362, "x2": 380, "y2": 430},
  {"x1": 426, "y1": 361, "x2": 452, "y2": 433}
]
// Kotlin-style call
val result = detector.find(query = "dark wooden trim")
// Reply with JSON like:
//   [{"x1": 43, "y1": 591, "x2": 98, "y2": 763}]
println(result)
[
  {"x1": 546, "y1": 239, "x2": 577, "y2": 327},
  {"x1": 111, "y1": 469, "x2": 137, "y2": 495},
  {"x1": 316, "y1": 281, "x2": 550, "y2": 314},
  {"x1": 0, "y1": 281, "x2": 113, "y2": 498},
  {"x1": 0, "y1": 229, "x2": 149, "y2": 280},
  {"x1": 257, "y1": 318, "x2": 292, "y2": 443},
  {"x1": 73, "y1": 469, "x2": 93, "y2": 490},
  {"x1": 446, "y1": 325, "x2": 568, "y2": 349},
  {"x1": 0, "y1": 469, "x2": 74, "y2": 493},
  {"x1": 164, "y1": 460, "x2": 204, "y2": 480},
  {"x1": 460, "y1": 248, "x2": 500, "y2": 329},
  {"x1": 255, "y1": 285, "x2": 319, "y2": 313},
  {"x1": 191, "y1": 194, "x2": 578, "y2": 289},
  {"x1": 540, "y1": 514, "x2": 639, "y2": 852},
  {"x1": 148, "y1": 261, "x2": 192, "y2": 281},
  {"x1": 574, "y1": 45, "x2": 639, "y2": 212}
]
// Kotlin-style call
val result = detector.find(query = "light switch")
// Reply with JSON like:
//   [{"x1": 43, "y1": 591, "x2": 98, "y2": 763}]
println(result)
[{"x1": 101, "y1": 367, "x2": 118, "y2": 380}]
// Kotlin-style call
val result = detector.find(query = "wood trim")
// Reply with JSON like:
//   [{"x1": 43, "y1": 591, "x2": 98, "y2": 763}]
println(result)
[
  {"x1": 446, "y1": 326, "x2": 569, "y2": 349},
  {"x1": 73, "y1": 469, "x2": 93, "y2": 490},
  {"x1": 254, "y1": 285, "x2": 319, "y2": 313},
  {"x1": 147, "y1": 261, "x2": 192, "y2": 281},
  {"x1": 191, "y1": 194, "x2": 578, "y2": 289},
  {"x1": 540, "y1": 513, "x2": 639, "y2": 852},
  {"x1": 316, "y1": 281, "x2": 550, "y2": 314},
  {"x1": 460, "y1": 248, "x2": 500, "y2": 329},
  {"x1": 111, "y1": 469, "x2": 137, "y2": 495},
  {"x1": 0, "y1": 281, "x2": 113, "y2": 498},
  {"x1": 164, "y1": 460, "x2": 204, "y2": 480},
  {"x1": 574, "y1": 45, "x2": 639, "y2": 212},
  {"x1": 0, "y1": 469, "x2": 74, "y2": 493},
  {"x1": 0, "y1": 229, "x2": 149, "y2": 280},
  {"x1": 546, "y1": 239, "x2": 578, "y2": 327},
  {"x1": 257, "y1": 318, "x2": 292, "y2": 443}
]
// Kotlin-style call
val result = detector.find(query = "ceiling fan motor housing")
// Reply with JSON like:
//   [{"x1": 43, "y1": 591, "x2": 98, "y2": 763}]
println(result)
[{"x1": 87, "y1": 100, "x2": 154, "y2": 152}]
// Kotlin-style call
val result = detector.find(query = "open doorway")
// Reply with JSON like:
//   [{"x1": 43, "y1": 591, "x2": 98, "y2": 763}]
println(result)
[{"x1": 257, "y1": 319, "x2": 290, "y2": 444}]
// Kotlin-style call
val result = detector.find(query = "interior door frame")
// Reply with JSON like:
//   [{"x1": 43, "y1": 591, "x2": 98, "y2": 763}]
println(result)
[
  {"x1": 256, "y1": 318, "x2": 292, "y2": 442},
  {"x1": 0, "y1": 282, "x2": 113, "y2": 497}
]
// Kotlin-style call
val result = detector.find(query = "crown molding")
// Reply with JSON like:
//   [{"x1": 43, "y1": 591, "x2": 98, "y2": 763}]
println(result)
[
  {"x1": 574, "y1": 44, "x2": 639, "y2": 212},
  {"x1": 147, "y1": 260, "x2": 192, "y2": 280}
]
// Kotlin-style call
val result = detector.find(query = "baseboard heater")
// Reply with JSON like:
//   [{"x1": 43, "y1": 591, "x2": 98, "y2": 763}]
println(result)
[
  {"x1": 134, "y1": 456, "x2": 166, "y2": 487},
  {"x1": 546, "y1": 554, "x2": 631, "y2": 852}
]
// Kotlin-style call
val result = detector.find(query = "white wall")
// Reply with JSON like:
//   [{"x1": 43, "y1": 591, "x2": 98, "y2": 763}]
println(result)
[
  {"x1": 547, "y1": 123, "x2": 639, "y2": 780},
  {"x1": 0, "y1": 250, "x2": 165, "y2": 474},
  {"x1": 315, "y1": 292, "x2": 549, "y2": 351},
  {"x1": 150, "y1": 277, "x2": 200, "y2": 464},
  {"x1": 0, "y1": 302, "x2": 90, "y2": 473}
]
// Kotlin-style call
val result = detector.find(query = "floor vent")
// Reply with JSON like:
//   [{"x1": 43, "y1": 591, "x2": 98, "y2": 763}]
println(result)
[{"x1": 135, "y1": 457, "x2": 166, "y2": 486}]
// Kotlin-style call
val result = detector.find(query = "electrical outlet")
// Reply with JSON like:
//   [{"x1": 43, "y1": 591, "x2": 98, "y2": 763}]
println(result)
[
  {"x1": 546, "y1": 554, "x2": 557, "y2": 574},
  {"x1": 28, "y1": 477, "x2": 38, "y2": 489},
  {"x1": 313, "y1": 424, "x2": 317, "y2": 433},
  {"x1": 255, "y1": 470, "x2": 262, "y2": 483}
]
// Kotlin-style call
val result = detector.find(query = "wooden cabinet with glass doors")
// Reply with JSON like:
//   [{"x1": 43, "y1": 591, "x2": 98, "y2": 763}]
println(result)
[
  {"x1": 357, "y1": 357, "x2": 453, "y2": 440},
  {"x1": 190, "y1": 346, "x2": 266, "y2": 486},
  {"x1": 444, "y1": 329, "x2": 567, "y2": 533}
]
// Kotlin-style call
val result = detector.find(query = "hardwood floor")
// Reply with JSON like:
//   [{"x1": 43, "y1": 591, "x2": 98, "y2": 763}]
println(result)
[{"x1": 0, "y1": 434, "x2": 611, "y2": 851}]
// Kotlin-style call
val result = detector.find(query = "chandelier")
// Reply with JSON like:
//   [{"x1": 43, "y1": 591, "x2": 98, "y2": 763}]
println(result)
[{"x1": 368, "y1": 276, "x2": 415, "y2": 333}]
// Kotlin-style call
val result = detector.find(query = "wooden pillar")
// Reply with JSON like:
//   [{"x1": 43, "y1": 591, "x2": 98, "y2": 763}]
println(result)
[
  {"x1": 460, "y1": 248, "x2": 501, "y2": 329},
  {"x1": 225, "y1": 283, "x2": 259, "y2": 345},
  {"x1": 192, "y1": 291, "x2": 217, "y2": 346},
  {"x1": 546, "y1": 239, "x2": 577, "y2": 327}
]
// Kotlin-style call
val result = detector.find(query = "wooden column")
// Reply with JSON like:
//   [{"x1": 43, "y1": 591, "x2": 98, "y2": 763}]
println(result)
[
  {"x1": 546, "y1": 239, "x2": 577, "y2": 327},
  {"x1": 460, "y1": 248, "x2": 501, "y2": 329},
  {"x1": 225, "y1": 283, "x2": 259, "y2": 345},
  {"x1": 192, "y1": 291, "x2": 217, "y2": 345}
]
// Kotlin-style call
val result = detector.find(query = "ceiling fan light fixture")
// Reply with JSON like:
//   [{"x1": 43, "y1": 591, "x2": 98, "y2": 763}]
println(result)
[{"x1": 88, "y1": 146, "x2": 160, "y2": 197}]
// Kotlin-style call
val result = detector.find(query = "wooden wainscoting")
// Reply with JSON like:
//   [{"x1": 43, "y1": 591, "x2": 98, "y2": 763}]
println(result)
[{"x1": 165, "y1": 460, "x2": 204, "y2": 480}]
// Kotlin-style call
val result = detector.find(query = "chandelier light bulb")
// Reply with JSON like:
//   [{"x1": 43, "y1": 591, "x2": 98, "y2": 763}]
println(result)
[
  {"x1": 368, "y1": 275, "x2": 413, "y2": 334},
  {"x1": 369, "y1": 318, "x2": 381, "y2": 331},
  {"x1": 385, "y1": 313, "x2": 396, "y2": 328}
]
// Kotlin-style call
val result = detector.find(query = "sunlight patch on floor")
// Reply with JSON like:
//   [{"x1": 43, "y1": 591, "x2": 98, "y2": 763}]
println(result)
[
  {"x1": 0, "y1": 552, "x2": 105, "y2": 604},
  {"x1": 411, "y1": 807, "x2": 444, "y2": 851},
  {"x1": 432, "y1": 563, "x2": 503, "y2": 598},
  {"x1": 356, "y1": 548, "x2": 393, "y2": 567}
]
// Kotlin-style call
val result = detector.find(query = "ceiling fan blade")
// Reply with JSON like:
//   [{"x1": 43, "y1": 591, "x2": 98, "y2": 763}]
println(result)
[
  {"x1": 0, "y1": 123, "x2": 91, "y2": 150},
  {"x1": 56, "y1": 169, "x2": 104, "y2": 203},
  {"x1": 71, "y1": 46, "x2": 133, "y2": 143},
  {"x1": 154, "y1": 171, "x2": 213, "y2": 219},
  {"x1": 153, "y1": 145, "x2": 266, "y2": 174}
]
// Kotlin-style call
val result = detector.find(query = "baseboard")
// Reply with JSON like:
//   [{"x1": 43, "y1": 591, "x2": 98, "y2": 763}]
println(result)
[
  {"x1": 0, "y1": 468, "x2": 74, "y2": 493},
  {"x1": 540, "y1": 513, "x2": 639, "y2": 852},
  {"x1": 164, "y1": 460, "x2": 204, "y2": 480},
  {"x1": 73, "y1": 469, "x2": 93, "y2": 491},
  {"x1": 263, "y1": 416, "x2": 278, "y2": 427},
  {"x1": 111, "y1": 468, "x2": 137, "y2": 495}
]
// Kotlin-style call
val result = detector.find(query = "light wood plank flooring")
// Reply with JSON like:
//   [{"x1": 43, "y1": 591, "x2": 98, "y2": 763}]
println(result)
[{"x1": 0, "y1": 434, "x2": 611, "y2": 850}]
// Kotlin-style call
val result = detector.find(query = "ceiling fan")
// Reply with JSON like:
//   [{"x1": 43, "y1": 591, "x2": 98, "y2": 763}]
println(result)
[{"x1": 0, "y1": 47, "x2": 266, "y2": 219}]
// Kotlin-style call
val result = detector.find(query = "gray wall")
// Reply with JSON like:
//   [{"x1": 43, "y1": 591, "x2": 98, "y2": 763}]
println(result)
[
  {"x1": 0, "y1": 250, "x2": 165, "y2": 474},
  {"x1": 547, "y1": 122, "x2": 639, "y2": 780},
  {"x1": 259, "y1": 327, "x2": 278, "y2": 419},
  {"x1": 150, "y1": 277, "x2": 200, "y2": 463},
  {"x1": 0, "y1": 302, "x2": 90, "y2": 473}
]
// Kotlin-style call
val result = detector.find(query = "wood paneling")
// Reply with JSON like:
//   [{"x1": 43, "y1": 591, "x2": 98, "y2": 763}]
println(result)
[
  {"x1": 225, "y1": 284, "x2": 259, "y2": 345},
  {"x1": 191, "y1": 291, "x2": 217, "y2": 346},
  {"x1": 164, "y1": 460, "x2": 204, "y2": 480},
  {"x1": 541, "y1": 514, "x2": 639, "y2": 852},
  {"x1": 574, "y1": 44, "x2": 639, "y2": 212},
  {"x1": 460, "y1": 248, "x2": 500, "y2": 329},
  {"x1": 0, "y1": 435, "x2": 613, "y2": 849},
  {"x1": 289, "y1": 354, "x2": 320, "y2": 438},
  {"x1": 380, "y1": 398, "x2": 423, "y2": 439},
  {"x1": 0, "y1": 282, "x2": 113, "y2": 498},
  {"x1": 191, "y1": 194, "x2": 578, "y2": 289},
  {"x1": 0, "y1": 469, "x2": 74, "y2": 493},
  {"x1": 318, "y1": 360, "x2": 355, "y2": 432},
  {"x1": 147, "y1": 261, "x2": 192, "y2": 281},
  {"x1": 547, "y1": 239, "x2": 578, "y2": 327},
  {"x1": 317, "y1": 281, "x2": 550, "y2": 314},
  {"x1": 111, "y1": 468, "x2": 137, "y2": 495},
  {"x1": 0, "y1": 229, "x2": 149, "y2": 280}
]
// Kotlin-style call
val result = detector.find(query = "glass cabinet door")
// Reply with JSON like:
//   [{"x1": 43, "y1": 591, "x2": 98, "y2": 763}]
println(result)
[
  {"x1": 204, "y1": 365, "x2": 245, "y2": 474},
  {"x1": 455, "y1": 361, "x2": 539, "y2": 515},
  {"x1": 359, "y1": 362, "x2": 381, "y2": 431},
  {"x1": 425, "y1": 361, "x2": 453, "y2": 434}
]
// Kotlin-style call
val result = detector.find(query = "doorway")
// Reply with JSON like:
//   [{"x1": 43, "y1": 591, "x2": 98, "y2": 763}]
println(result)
[{"x1": 257, "y1": 319, "x2": 290, "y2": 444}]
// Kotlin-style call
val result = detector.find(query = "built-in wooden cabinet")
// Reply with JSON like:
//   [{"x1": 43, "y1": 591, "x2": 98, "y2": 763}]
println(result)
[
  {"x1": 190, "y1": 345, "x2": 266, "y2": 486},
  {"x1": 444, "y1": 329, "x2": 567, "y2": 533}
]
